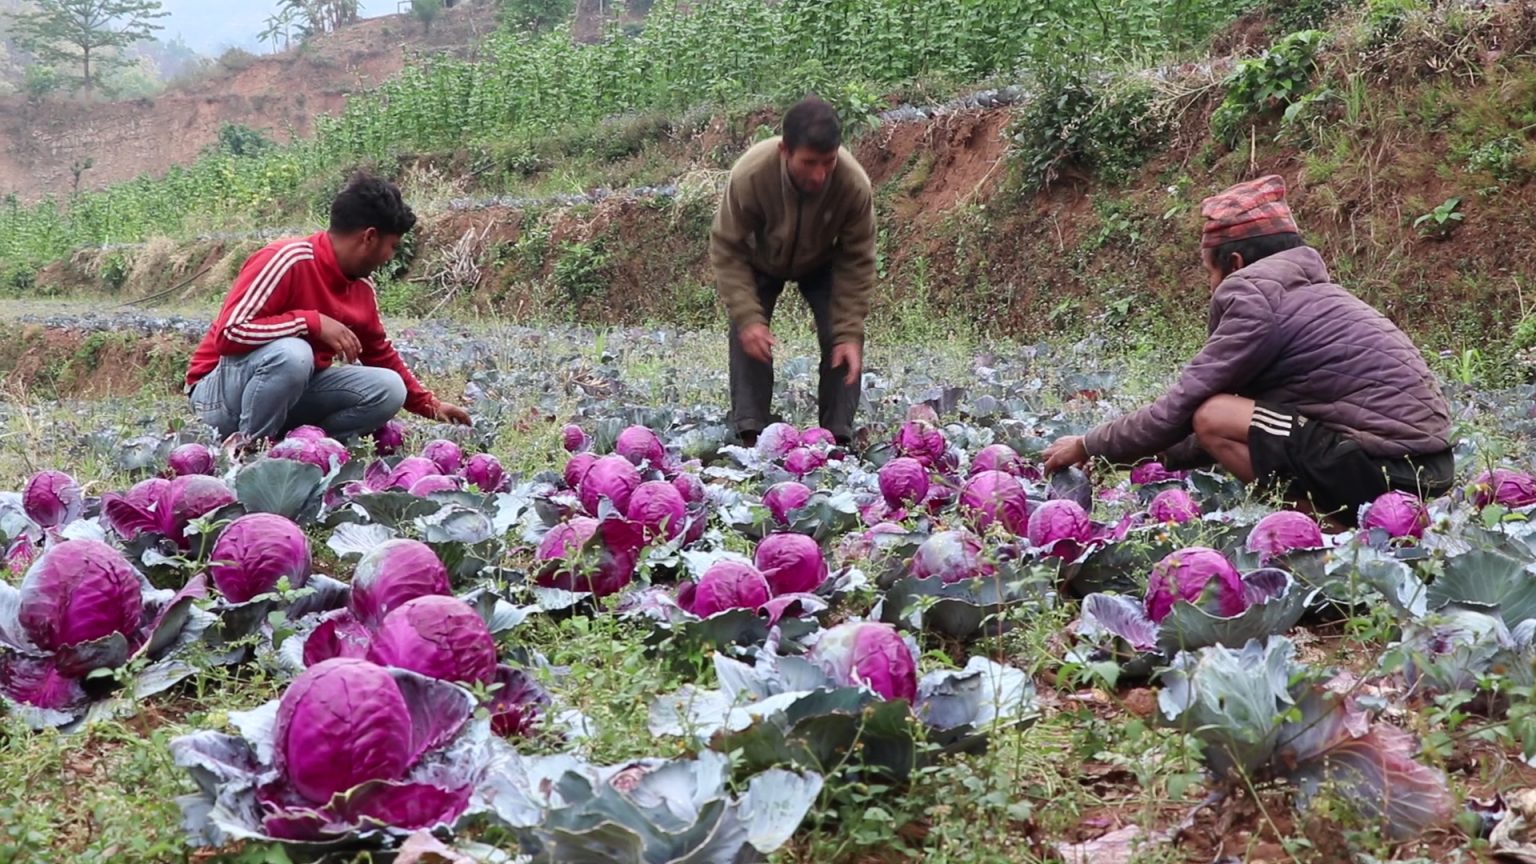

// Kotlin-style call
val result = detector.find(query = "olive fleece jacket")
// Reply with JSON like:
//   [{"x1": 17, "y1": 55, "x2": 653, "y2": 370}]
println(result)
[{"x1": 709, "y1": 136, "x2": 877, "y2": 345}]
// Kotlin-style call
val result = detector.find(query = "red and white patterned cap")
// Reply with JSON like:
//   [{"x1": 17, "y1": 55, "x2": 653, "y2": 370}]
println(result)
[{"x1": 1200, "y1": 175, "x2": 1299, "y2": 249}]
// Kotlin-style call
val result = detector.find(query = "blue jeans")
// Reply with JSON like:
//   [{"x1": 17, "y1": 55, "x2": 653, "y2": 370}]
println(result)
[{"x1": 189, "y1": 338, "x2": 406, "y2": 441}]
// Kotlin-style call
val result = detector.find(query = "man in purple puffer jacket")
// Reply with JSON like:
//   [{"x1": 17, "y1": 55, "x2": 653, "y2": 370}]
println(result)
[{"x1": 1043, "y1": 175, "x2": 1452, "y2": 524}]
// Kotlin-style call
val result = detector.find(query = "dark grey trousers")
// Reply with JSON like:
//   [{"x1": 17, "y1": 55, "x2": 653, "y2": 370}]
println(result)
[{"x1": 728, "y1": 267, "x2": 860, "y2": 442}]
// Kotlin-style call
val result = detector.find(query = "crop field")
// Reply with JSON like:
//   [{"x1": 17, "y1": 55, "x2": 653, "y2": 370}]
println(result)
[{"x1": 1, "y1": 302, "x2": 1535, "y2": 864}]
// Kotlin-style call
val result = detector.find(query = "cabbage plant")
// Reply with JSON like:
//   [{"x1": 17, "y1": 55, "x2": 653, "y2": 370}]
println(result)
[
  {"x1": 170, "y1": 659, "x2": 494, "y2": 846},
  {"x1": 481, "y1": 749, "x2": 822, "y2": 864},
  {"x1": 1159, "y1": 638, "x2": 1451, "y2": 840},
  {"x1": 0, "y1": 539, "x2": 212, "y2": 730},
  {"x1": 649, "y1": 646, "x2": 1037, "y2": 781}
]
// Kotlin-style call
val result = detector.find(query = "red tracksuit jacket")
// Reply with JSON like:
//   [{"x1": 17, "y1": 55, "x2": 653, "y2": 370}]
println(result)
[{"x1": 185, "y1": 230, "x2": 437, "y2": 417}]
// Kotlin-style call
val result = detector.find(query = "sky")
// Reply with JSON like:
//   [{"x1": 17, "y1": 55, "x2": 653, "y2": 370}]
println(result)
[{"x1": 154, "y1": 0, "x2": 402, "y2": 55}]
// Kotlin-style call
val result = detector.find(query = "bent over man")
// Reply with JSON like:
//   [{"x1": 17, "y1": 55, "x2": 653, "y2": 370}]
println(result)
[
  {"x1": 1043, "y1": 175, "x2": 1453, "y2": 524},
  {"x1": 711, "y1": 96, "x2": 877, "y2": 446},
  {"x1": 186, "y1": 172, "x2": 471, "y2": 443}
]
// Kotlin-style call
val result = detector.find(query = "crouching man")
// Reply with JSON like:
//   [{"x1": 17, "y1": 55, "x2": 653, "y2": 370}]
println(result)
[
  {"x1": 1043, "y1": 175, "x2": 1453, "y2": 524},
  {"x1": 185, "y1": 172, "x2": 471, "y2": 444}
]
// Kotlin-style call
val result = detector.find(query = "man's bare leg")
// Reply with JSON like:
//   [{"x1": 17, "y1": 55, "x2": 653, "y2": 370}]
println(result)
[{"x1": 1192, "y1": 394, "x2": 1258, "y2": 483}]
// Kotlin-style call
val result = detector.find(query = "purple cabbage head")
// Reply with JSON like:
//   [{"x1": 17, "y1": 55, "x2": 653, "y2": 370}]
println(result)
[
  {"x1": 1362, "y1": 491, "x2": 1430, "y2": 539},
  {"x1": 168, "y1": 444, "x2": 217, "y2": 477},
  {"x1": 1148, "y1": 488, "x2": 1201, "y2": 524},
  {"x1": 756, "y1": 423, "x2": 801, "y2": 460},
  {"x1": 1026, "y1": 499, "x2": 1093, "y2": 554},
  {"x1": 959, "y1": 471, "x2": 1030, "y2": 535},
  {"x1": 1473, "y1": 469, "x2": 1536, "y2": 509},
  {"x1": 754, "y1": 533, "x2": 829, "y2": 595},
  {"x1": 370, "y1": 420, "x2": 406, "y2": 456},
  {"x1": 763, "y1": 481, "x2": 813, "y2": 525},
  {"x1": 386, "y1": 456, "x2": 440, "y2": 491},
  {"x1": 367, "y1": 595, "x2": 498, "y2": 685},
  {"x1": 614, "y1": 426, "x2": 665, "y2": 468},
  {"x1": 23, "y1": 470, "x2": 83, "y2": 529},
  {"x1": 894, "y1": 421, "x2": 946, "y2": 467},
  {"x1": 912, "y1": 529, "x2": 991, "y2": 583},
  {"x1": 627, "y1": 480, "x2": 688, "y2": 542},
  {"x1": 409, "y1": 474, "x2": 463, "y2": 497},
  {"x1": 164, "y1": 475, "x2": 237, "y2": 548},
  {"x1": 1144, "y1": 547, "x2": 1244, "y2": 622},
  {"x1": 270, "y1": 436, "x2": 348, "y2": 472},
  {"x1": 286, "y1": 425, "x2": 328, "y2": 442},
  {"x1": 464, "y1": 453, "x2": 509, "y2": 494},
  {"x1": 422, "y1": 439, "x2": 464, "y2": 475},
  {"x1": 562, "y1": 424, "x2": 589, "y2": 454},
  {"x1": 209, "y1": 513, "x2": 311, "y2": 604},
  {"x1": 348, "y1": 539, "x2": 451, "y2": 627},
  {"x1": 679, "y1": 561, "x2": 771, "y2": 617},
  {"x1": 1130, "y1": 462, "x2": 1186, "y2": 485},
  {"x1": 970, "y1": 444, "x2": 1023, "y2": 477},
  {"x1": 534, "y1": 517, "x2": 635, "y2": 597},
  {"x1": 783, "y1": 447, "x2": 827, "y2": 477},
  {"x1": 671, "y1": 472, "x2": 706, "y2": 505},
  {"x1": 800, "y1": 427, "x2": 837, "y2": 448},
  {"x1": 1246, "y1": 511, "x2": 1325, "y2": 562},
  {"x1": 18, "y1": 538, "x2": 143, "y2": 651},
  {"x1": 273, "y1": 658, "x2": 414, "y2": 804},
  {"x1": 564, "y1": 452, "x2": 598, "y2": 490},
  {"x1": 579, "y1": 455, "x2": 642, "y2": 515},
  {"x1": 809, "y1": 621, "x2": 917, "y2": 702},
  {"x1": 878, "y1": 457, "x2": 931, "y2": 509}
]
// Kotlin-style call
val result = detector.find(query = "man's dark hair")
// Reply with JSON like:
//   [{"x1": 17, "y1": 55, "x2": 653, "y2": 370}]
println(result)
[
  {"x1": 1208, "y1": 231, "x2": 1306, "y2": 276},
  {"x1": 783, "y1": 96, "x2": 842, "y2": 153},
  {"x1": 330, "y1": 172, "x2": 417, "y2": 236}
]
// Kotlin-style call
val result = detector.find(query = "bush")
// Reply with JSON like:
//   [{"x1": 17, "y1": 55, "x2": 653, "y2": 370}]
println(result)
[
  {"x1": 1268, "y1": 0, "x2": 1348, "y2": 32},
  {"x1": 1009, "y1": 71, "x2": 1167, "y2": 192},
  {"x1": 1210, "y1": 30, "x2": 1329, "y2": 146},
  {"x1": 552, "y1": 240, "x2": 610, "y2": 309},
  {"x1": 215, "y1": 124, "x2": 275, "y2": 158}
]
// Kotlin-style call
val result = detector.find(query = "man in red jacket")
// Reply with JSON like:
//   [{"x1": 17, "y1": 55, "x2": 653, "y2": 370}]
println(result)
[
  {"x1": 1042, "y1": 175, "x2": 1452, "y2": 523},
  {"x1": 186, "y1": 173, "x2": 471, "y2": 443}
]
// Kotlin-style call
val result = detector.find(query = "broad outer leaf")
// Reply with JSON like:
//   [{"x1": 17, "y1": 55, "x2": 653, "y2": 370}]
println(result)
[
  {"x1": 1077, "y1": 593, "x2": 1159, "y2": 653},
  {"x1": 1429, "y1": 548, "x2": 1536, "y2": 627},
  {"x1": 328, "y1": 523, "x2": 398, "y2": 559},
  {"x1": 1285, "y1": 709, "x2": 1452, "y2": 840},
  {"x1": 235, "y1": 459, "x2": 327, "y2": 523}
]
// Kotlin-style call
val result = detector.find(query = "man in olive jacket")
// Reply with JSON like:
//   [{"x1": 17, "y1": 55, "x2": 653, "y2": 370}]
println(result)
[
  {"x1": 1043, "y1": 175, "x2": 1453, "y2": 523},
  {"x1": 711, "y1": 97, "x2": 877, "y2": 447}
]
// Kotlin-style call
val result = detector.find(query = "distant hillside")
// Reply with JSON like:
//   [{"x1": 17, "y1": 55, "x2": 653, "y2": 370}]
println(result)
[{"x1": 0, "y1": 1, "x2": 500, "y2": 200}]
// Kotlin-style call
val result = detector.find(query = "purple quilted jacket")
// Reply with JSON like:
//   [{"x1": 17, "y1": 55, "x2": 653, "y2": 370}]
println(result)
[{"x1": 1083, "y1": 246, "x2": 1450, "y2": 467}]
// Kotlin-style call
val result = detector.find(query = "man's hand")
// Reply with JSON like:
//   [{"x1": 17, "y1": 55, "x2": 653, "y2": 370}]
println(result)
[
  {"x1": 434, "y1": 402, "x2": 473, "y2": 426},
  {"x1": 316, "y1": 314, "x2": 361, "y2": 364},
  {"x1": 1042, "y1": 435, "x2": 1089, "y2": 474},
  {"x1": 830, "y1": 342, "x2": 862, "y2": 386},
  {"x1": 739, "y1": 323, "x2": 776, "y2": 364}
]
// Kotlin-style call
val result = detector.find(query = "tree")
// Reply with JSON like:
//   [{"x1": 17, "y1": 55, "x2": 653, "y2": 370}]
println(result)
[
  {"x1": 410, "y1": 0, "x2": 442, "y2": 35},
  {"x1": 497, "y1": 0, "x2": 574, "y2": 34},
  {"x1": 258, "y1": 6, "x2": 301, "y2": 53},
  {"x1": 9, "y1": 0, "x2": 168, "y2": 95},
  {"x1": 278, "y1": 0, "x2": 359, "y2": 37}
]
